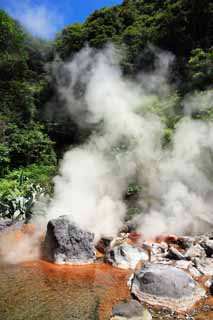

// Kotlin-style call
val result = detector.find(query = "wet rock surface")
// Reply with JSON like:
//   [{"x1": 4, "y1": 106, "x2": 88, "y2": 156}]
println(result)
[
  {"x1": 106, "y1": 243, "x2": 149, "y2": 269},
  {"x1": 129, "y1": 263, "x2": 206, "y2": 311},
  {"x1": 43, "y1": 215, "x2": 96, "y2": 265},
  {"x1": 111, "y1": 300, "x2": 152, "y2": 320}
]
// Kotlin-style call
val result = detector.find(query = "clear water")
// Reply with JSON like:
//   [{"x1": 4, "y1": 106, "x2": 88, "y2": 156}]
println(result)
[{"x1": 0, "y1": 259, "x2": 130, "y2": 320}]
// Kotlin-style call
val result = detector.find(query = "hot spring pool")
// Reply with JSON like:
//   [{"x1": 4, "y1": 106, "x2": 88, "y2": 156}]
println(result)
[{"x1": 0, "y1": 259, "x2": 131, "y2": 320}]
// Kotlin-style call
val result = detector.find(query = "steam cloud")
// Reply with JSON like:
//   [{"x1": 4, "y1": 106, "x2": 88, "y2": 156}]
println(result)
[
  {"x1": 0, "y1": 226, "x2": 42, "y2": 264},
  {"x1": 46, "y1": 44, "x2": 213, "y2": 240},
  {"x1": 5, "y1": 0, "x2": 64, "y2": 39}
]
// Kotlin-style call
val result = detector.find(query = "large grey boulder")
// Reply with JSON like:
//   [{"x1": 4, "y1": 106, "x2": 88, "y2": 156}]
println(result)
[
  {"x1": 129, "y1": 263, "x2": 205, "y2": 312},
  {"x1": 106, "y1": 243, "x2": 148, "y2": 269},
  {"x1": 43, "y1": 215, "x2": 96, "y2": 265},
  {"x1": 111, "y1": 300, "x2": 152, "y2": 320}
]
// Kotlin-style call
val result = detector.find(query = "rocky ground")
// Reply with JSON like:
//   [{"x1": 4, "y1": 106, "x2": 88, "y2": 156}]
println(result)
[{"x1": 1, "y1": 215, "x2": 213, "y2": 319}]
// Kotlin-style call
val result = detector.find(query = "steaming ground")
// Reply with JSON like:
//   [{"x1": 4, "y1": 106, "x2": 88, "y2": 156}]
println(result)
[{"x1": 45, "y1": 45, "x2": 213, "y2": 240}]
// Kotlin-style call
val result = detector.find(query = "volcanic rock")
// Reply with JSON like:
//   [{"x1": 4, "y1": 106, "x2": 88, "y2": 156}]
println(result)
[
  {"x1": 43, "y1": 215, "x2": 96, "y2": 264},
  {"x1": 175, "y1": 260, "x2": 192, "y2": 270},
  {"x1": 193, "y1": 257, "x2": 213, "y2": 276},
  {"x1": 166, "y1": 247, "x2": 185, "y2": 260},
  {"x1": 200, "y1": 239, "x2": 213, "y2": 257},
  {"x1": 96, "y1": 236, "x2": 113, "y2": 254},
  {"x1": 205, "y1": 277, "x2": 213, "y2": 295},
  {"x1": 111, "y1": 300, "x2": 152, "y2": 320},
  {"x1": 129, "y1": 263, "x2": 205, "y2": 312},
  {"x1": 149, "y1": 242, "x2": 168, "y2": 255},
  {"x1": 178, "y1": 236, "x2": 195, "y2": 249},
  {"x1": 210, "y1": 284, "x2": 213, "y2": 296},
  {"x1": 106, "y1": 243, "x2": 148, "y2": 269},
  {"x1": 185, "y1": 244, "x2": 206, "y2": 259},
  {"x1": 208, "y1": 278, "x2": 213, "y2": 296},
  {"x1": 188, "y1": 265, "x2": 202, "y2": 277}
]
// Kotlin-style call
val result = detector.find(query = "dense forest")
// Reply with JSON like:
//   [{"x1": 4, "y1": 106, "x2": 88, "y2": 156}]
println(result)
[{"x1": 0, "y1": 0, "x2": 212, "y2": 220}]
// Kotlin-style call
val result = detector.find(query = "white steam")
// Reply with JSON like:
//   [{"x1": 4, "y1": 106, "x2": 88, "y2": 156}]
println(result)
[
  {"x1": 47, "y1": 45, "x2": 213, "y2": 240},
  {"x1": 0, "y1": 227, "x2": 42, "y2": 264}
]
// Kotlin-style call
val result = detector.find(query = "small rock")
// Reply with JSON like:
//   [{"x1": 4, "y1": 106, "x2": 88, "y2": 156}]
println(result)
[
  {"x1": 43, "y1": 215, "x2": 96, "y2": 265},
  {"x1": 208, "y1": 233, "x2": 213, "y2": 240},
  {"x1": 106, "y1": 243, "x2": 148, "y2": 269},
  {"x1": 166, "y1": 247, "x2": 185, "y2": 260},
  {"x1": 205, "y1": 277, "x2": 213, "y2": 295},
  {"x1": 96, "y1": 236, "x2": 112, "y2": 254},
  {"x1": 209, "y1": 280, "x2": 213, "y2": 296},
  {"x1": 129, "y1": 263, "x2": 205, "y2": 312},
  {"x1": 110, "y1": 234, "x2": 129, "y2": 248},
  {"x1": 178, "y1": 236, "x2": 195, "y2": 249},
  {"x1": 193, "y1": 258, "x2": 213, "y2": 276},
  {"x1": 201, "y1": 239, "x2": 213, "y2": 257},
  {"x1": 175, "y1": 260, "x2": 192, "y2": 270},
  {"x1": 111, "y1": 300, "x2": 152, "y2": 320},
  {"x1": 205, "y1": 277, "x2": 213, "y2": 288},
  {"x1": 188, "y1": 266, "x2": 202, "y2": 278},
  {"x1": 149, "y1": 242, "x2": 168, "y2": 255},
  {"x1": 185, "y1": 244, "x2": 206, "y2": 259}
]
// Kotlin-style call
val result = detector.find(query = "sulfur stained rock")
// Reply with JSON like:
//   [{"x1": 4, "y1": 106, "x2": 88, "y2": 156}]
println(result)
[
  {"x1": 106, "y1": 243, "x2": 149, "y2": 269},
  {"x1": 129, "y1": 263, "x2": 205, "y2": 312},
  {"x1": 43, "y1": 215, "x2": 96, "y2": 265}
]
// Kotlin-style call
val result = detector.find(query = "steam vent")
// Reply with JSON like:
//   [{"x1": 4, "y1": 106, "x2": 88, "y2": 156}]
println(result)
[
  {"x1": 129, "y1": 263, "x2": 206, "y2": 312},
  {"x1": 43, "y1": 215, "x2": 96, "y2": 264}
]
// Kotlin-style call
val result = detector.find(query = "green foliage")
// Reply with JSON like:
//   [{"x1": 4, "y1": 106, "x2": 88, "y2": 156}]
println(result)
[
  {"x1": 126, "y1": 183, "x2": 142, "y2": 196},
  {"x1": 55, "y1": 0, "x2": 212, "y2": 77},
  {"x1": 0, "y1": 164, "x2": 55, "y2": 221},
  {"x1": 0, "y1": 81, "x2": 36, "y2": 123},
  {"x1": 5, "y1": 123, "x2": 56, "y2": 168},
  {"x1": 186, "y1": 48, "x2": 213, "y2": 91},
  {"x1": 0, "y1": 160, "x2": 53, "y2": 221},
  {"x1": 55, "y1": 23, "x2": 85, "y2": 59},
  {"x1": 0, "y1": 9, "x2": 25, "y2": 54},
  {"x1": 0, "y1": 183, "x2": 47, "y2": 220},
  {"x1": 0, "y1": 164, "x2": 56, "y2": 196},
  {"x1": 0, "y1": 10, "x2": 57, "y2": 191},
  {"x1": 0, "y1": 143, "x2": 10, "y2": 175}
]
